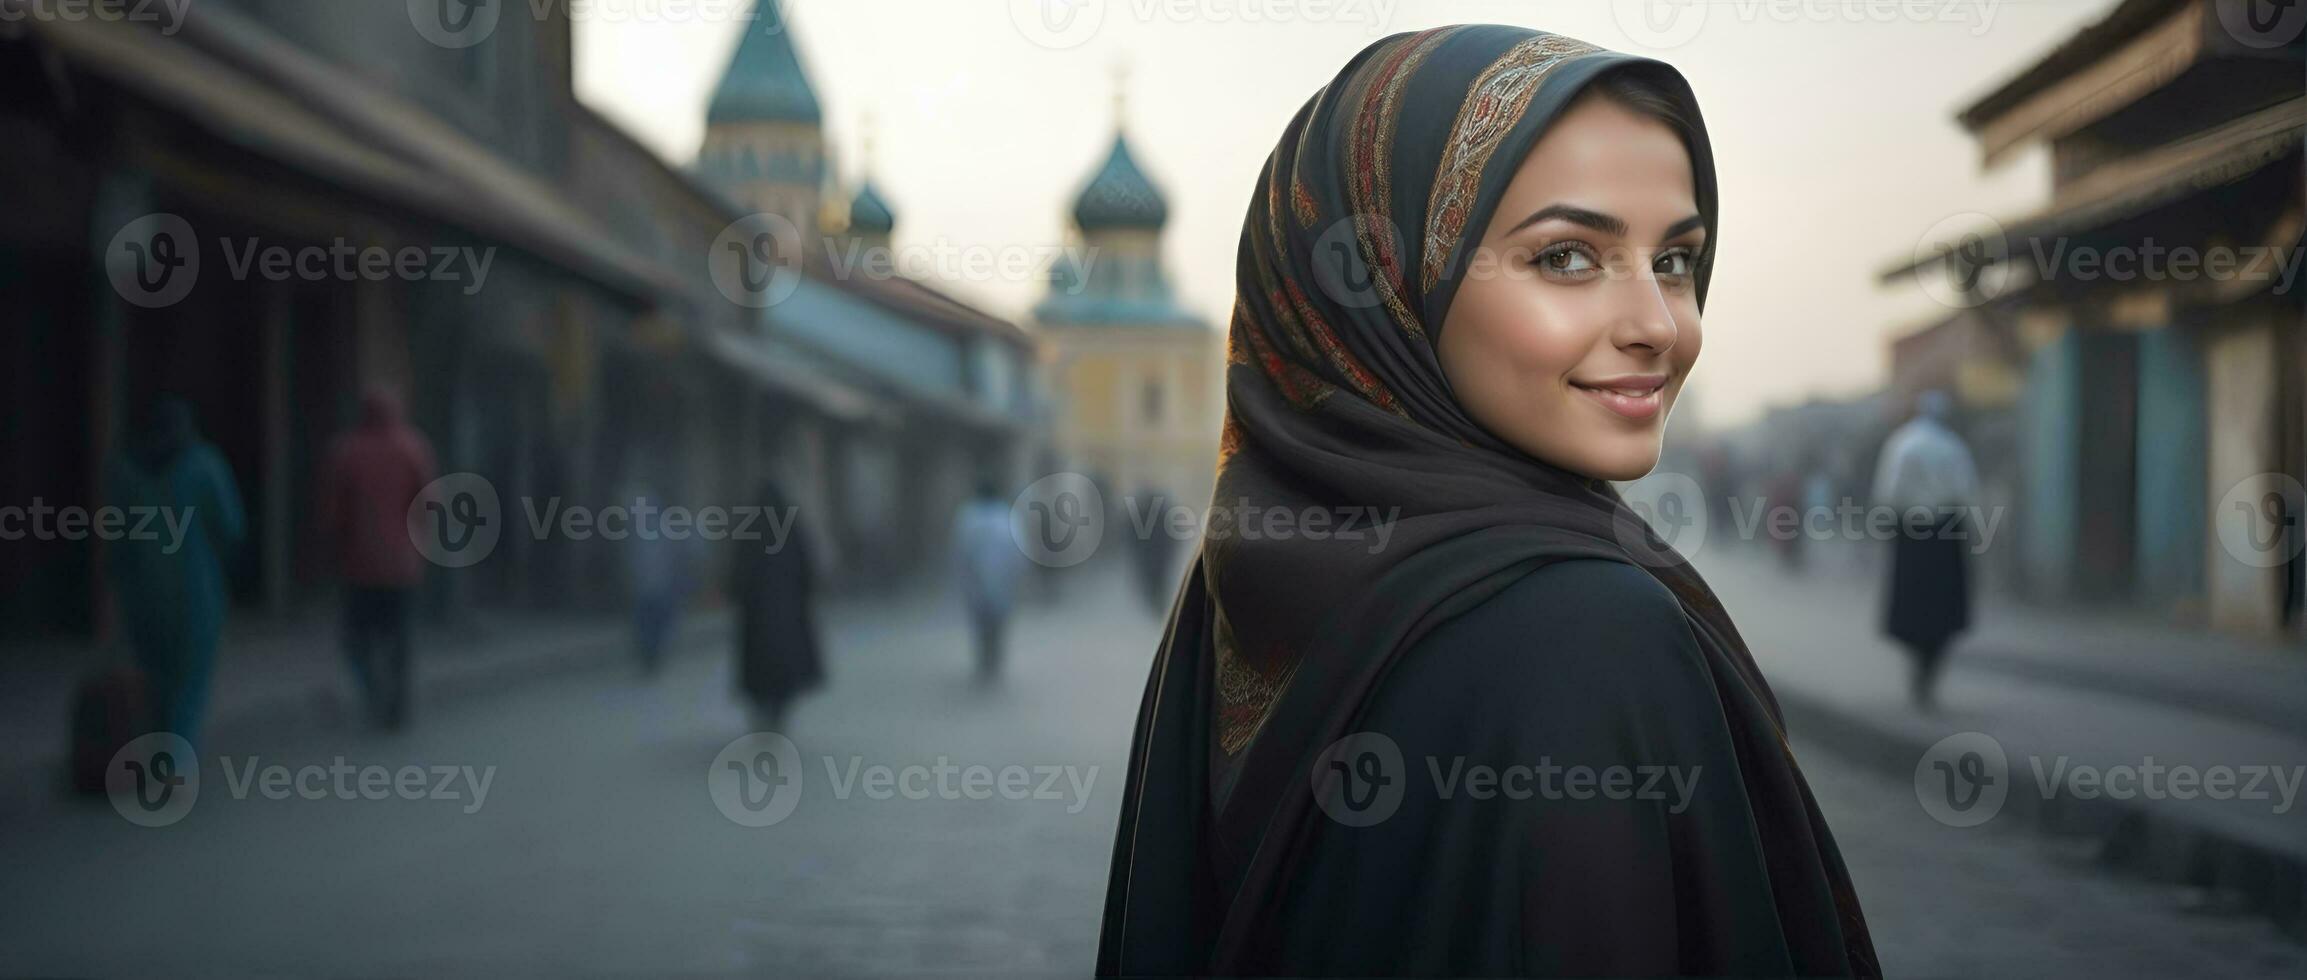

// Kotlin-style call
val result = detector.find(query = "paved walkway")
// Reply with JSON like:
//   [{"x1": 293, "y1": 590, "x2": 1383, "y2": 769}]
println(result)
[
  {"x1": 1701, "y1": 546, "x2": 2307, "y2": 935},
  {"x1": 7, "y1": 561, "x2": 2302, "y2": 977},
  {"x1": 1747, "y1": 538, "x2": 2307, "y2": 735},
  {"x1": 0, "y1": 599, "x2": 731, "y2": 802}
]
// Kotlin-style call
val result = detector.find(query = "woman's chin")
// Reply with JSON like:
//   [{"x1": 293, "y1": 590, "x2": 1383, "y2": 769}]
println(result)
[{"x1": 1546, "y1": 436, "x2": 1664, "y2": 483}]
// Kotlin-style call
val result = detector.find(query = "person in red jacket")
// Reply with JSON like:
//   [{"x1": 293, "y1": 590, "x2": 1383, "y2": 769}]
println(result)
[{"x1": 318, "y1": 386, "x2": 437, "y2": 731}]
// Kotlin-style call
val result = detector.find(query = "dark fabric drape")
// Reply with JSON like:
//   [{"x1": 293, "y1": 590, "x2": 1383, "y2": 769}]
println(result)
[{"x1": 1097, "y1": 24, "x2": 1879, "y2": 978}]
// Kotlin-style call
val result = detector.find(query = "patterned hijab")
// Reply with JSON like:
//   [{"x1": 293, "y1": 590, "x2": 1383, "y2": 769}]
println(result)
[{"x1": 1099, "y1": 24, "x2": 1879, "y2": 977}]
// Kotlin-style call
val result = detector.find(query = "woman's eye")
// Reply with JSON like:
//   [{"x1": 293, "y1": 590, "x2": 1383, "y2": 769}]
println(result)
[
  {"x1": 1534, "y1": 244, "x2": 1599, "y2": 279},
  {"x1": 1654, "y1": 248, "x2": 1694, "y2": 279}
]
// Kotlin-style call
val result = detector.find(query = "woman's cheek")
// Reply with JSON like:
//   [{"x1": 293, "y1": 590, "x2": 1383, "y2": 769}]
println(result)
[{"x1": 1501, "y1": 294, "x2": 1602, "y2": 380}]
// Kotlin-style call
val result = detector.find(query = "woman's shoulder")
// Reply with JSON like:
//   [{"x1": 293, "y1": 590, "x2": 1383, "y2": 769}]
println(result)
[
  {"x1": 1389, "y1": 558, "x2": 1711, "y2": 714},
  {"x1": 1430, "y1": 558, "x2": 1693, "y2": 654}
]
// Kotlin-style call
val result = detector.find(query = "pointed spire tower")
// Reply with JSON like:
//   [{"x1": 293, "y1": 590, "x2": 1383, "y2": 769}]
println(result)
[{"x1": 697, "y1": 0, "x2": 831, "y2": 229}]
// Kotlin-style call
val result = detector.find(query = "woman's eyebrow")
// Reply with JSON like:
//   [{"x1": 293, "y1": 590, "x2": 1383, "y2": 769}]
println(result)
[
  {"x1": 1504, "y1": 203, "x2": 1624, "y2": 238},
  {"x1": 1503, "y1": 206, "x2": 1708, "y2": 242}
]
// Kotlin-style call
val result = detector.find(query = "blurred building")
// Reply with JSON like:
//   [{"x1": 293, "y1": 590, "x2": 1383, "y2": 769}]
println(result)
[
  {"x1": 0, "y1": 0, "x2": 1039, "y2": 636},
  {"x1": 693, "y1": 0, "x2": 1044, "y2": 588},
  {"x1": 1885, "y1": 0, "x2": 2304, "y2": 635},
  {"x1": 1034, "y1": 104, "x2": 1222, "y2": 511}
]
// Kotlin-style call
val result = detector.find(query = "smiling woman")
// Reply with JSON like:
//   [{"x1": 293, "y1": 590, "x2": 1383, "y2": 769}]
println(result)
[
  {"x1": 1098, "y1": 25, "x2": 1881, "y2": 978},
  {"x1": 1441, "y1": 72, "x2": 1710, "y2": 481}
]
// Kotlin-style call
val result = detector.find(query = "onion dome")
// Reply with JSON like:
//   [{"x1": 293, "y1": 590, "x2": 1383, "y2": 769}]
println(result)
[
  {"x1": 1071, "y1": 135, "x2": 1168, "y2": 231},
  {"x1": 848, "y1": 181, "x2": 895, "y2": 234}
]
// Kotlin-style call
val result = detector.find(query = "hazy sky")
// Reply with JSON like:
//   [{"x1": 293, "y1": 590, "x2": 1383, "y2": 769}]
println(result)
[{"x1": 573, "y1": 0, "x2": 2116, "y2": 427}]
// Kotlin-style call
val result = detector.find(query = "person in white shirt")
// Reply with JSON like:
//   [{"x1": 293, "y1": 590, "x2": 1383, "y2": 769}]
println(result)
[
  {"x1": 1871, "y1": 389, "x2": 1979, "y2": 710},
  {"x1": 951, "y1": 479, "x2": 1027, "y2": 684}
]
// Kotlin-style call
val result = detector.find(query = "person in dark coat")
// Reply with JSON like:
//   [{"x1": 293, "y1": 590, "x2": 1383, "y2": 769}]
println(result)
[
  {"x1": 1128, "y1": 484, "x2": 1183, "y2": 616},
  {"x1": 730, "y1": 479, "x2": 822, "y2": 732},
  {"x1": 1097, "y1": 26, "x2": 1879, "y2": 978},
  {"x1": 1871, "y1": 388, "x2": 1978, "y2": 711}
]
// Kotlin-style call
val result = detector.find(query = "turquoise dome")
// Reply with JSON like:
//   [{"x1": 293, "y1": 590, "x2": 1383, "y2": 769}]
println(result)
[
  {"x1": 707, "y1": 1, "x2": 821, "y2": 126},
  {"x1": 849, "y1": 181, "x2": 895, "y2": 234},
  {"x1": 1071, "y1": 135, "x2": 1168, "y2": 231}
]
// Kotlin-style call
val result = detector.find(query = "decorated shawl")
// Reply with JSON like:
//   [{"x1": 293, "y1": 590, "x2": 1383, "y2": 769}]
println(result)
[{"x1": 1097, "y1": 24, "x2": 1880, "y2": 978}]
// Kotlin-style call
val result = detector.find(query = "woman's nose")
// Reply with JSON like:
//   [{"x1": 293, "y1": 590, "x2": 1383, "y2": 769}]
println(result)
[{"x1": 1608, "y1": 270, "x2": 1679, "y2": 354}]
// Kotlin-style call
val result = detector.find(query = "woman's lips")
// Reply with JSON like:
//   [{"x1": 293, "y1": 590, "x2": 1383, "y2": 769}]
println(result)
[{"x1": 1571, "y1": 378, "x2": 1666, "y2": 421}]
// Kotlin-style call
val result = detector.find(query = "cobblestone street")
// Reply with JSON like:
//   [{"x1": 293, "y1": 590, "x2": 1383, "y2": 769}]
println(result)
[{"x1": 3, "y1": 566, "x2": 2301, "y2": 977}]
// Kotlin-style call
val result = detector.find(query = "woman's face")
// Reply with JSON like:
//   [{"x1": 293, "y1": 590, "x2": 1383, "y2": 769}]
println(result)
[{"x1": 1437, "y1": 91, "x2": 1705, "y2": 483}]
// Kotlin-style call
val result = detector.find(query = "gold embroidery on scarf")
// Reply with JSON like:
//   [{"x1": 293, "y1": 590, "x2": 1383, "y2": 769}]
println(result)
[
  {"x1": 1422, "y1": 33, "x2": 1600, "y2": 293},
  {"x1": 1345, "y1": 27, "x2": 1456, "y2": 341},
  {"x1": 1214, "y1": 600, "x2": 1300, "y2": 757}
]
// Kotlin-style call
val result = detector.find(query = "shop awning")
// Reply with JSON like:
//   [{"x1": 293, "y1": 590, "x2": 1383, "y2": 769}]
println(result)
[
  {"x1": 1881, "y1": 97, "x2": 2304, "y2": 284},
  {"x1": 18, "y1": 2, "x2": 687, "y2": 304}
]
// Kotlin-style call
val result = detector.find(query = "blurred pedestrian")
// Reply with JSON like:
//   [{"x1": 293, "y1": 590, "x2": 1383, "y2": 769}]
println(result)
[
  {"x1": 1767, "y1": 465, "x2": 1804, "y2": 571},
  {"x1": 950, "y1": 477, "x2": 1025, "y2": 684},
  {"x1": 1872, "y1": 388, "x2": 1979, "y2": 711},
  {"x1": 104, "y1": 396, "x2": 245, "y2": 744},
  {"x1": 1129, "y1": 483, "x2": 1182, "y2": 615},
  {"x1": 730, "y1": 479, "x2": 821, "y2": 731},
  {"x1": 627, "y1": 482, "x2": 703, "y2": 676},
  {"x1": 318, "y1": 386, "x2": 437, "y2": 731}
]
